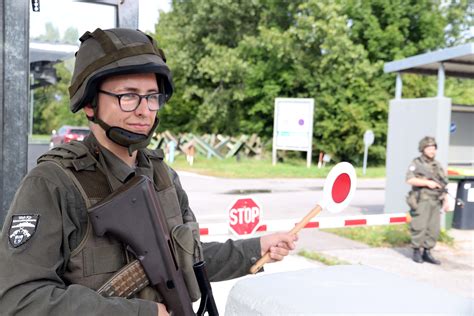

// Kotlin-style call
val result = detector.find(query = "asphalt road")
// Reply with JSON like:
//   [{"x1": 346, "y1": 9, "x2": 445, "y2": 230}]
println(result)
[
  {"x1": 28, "y1": 143, "x2": 387, "y2": 223},
  {"x1": 178, "y1": 171, "x2": 386, "y2": 224}
]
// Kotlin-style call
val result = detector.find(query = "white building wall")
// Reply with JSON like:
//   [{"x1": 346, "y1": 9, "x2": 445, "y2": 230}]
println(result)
[
  {"x1": 449, "y1": 108, "x2": 474, "y2": 166},
  {"x1": 384, "y1": 97, "x2": 451, "y2": 213}
]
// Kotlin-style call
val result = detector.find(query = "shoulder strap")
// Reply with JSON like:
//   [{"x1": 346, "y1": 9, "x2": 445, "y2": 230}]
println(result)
[
  {"x1": 38, "y1": 142, "x2": 111, "y2": 204},
  {"x1": 143, "y1": 148, "x2": 173, "y2": 191},
  {"x1": 38, "y1": 142, "x2": 96, "y2": 172},
  {"x1": 40, "y1": 144, "x2": 173, "y2": 204}
]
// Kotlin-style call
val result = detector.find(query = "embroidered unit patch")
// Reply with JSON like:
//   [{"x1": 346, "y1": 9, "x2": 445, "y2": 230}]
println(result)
[{"x1": 8, "y1": 215, "x2": 39, "y2": 248}]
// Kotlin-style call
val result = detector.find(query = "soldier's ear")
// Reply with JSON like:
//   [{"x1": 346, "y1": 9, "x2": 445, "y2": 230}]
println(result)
[{"x1": 83, "y1": 104, "x2": 94, "y2": 121}]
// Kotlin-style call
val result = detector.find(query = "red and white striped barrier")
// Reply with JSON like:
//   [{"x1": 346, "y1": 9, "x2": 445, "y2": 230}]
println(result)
[{"x1": 199, "y1": 213, "x2": 408, "y2": 236}]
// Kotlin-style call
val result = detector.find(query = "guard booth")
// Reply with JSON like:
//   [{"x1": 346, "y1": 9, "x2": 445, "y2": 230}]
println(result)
[{"x1": 383, "y1": 43, "x2": 474, "y2": 214}]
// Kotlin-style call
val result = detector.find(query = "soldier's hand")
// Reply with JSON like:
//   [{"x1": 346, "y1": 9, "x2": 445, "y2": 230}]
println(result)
[
  {"x1": 157, "y1": 303, "x2": 169, "y2": 316},
  {"x1": 426, "y1": 180, "x2": 441, "y2": 189},
  {"x1": 260, "y1": 232, "x2": 298, "y2": 262},
  {"x1": 442, "y1": 197, "x2": 450, "y2": 212}
]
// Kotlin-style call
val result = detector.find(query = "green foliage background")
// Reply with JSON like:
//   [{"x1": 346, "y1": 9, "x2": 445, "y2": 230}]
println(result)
[
  {"x1": 32, "y1": 23, "x2": 88, "y2": 135},
  {"x1": 155, "y1": 0, "x2": 473, "y2": 164},
  {"x1": 32, "y1": 1, "x2": 474, "y2": 165}
]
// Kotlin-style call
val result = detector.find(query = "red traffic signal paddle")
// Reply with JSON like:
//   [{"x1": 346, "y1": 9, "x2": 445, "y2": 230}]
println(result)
[{"x1": 249, "y1": 162, "x2": 357, "y2": 274}]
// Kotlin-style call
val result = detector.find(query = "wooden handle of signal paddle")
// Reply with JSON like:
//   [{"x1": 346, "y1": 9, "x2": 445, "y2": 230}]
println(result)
[{"x1": 249, "y1": 204, "x2": 322, "y2": 274}]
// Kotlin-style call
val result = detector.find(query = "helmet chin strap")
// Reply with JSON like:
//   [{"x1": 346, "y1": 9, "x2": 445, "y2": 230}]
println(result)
[{"x1": 89, "y1": 109, "x2": 159, "y2": 157}]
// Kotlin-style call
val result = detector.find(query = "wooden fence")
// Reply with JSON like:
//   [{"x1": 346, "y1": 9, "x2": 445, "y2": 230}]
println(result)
[{"x1": 151, "y1": 131, "x2": 263, "y2": 159}]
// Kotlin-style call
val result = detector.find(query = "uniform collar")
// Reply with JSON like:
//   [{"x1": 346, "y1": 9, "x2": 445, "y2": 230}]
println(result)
[
  {"x1": 83, "y1": 133, "x2": 154, "y2": 186},
  {"x1": 420, "y1": 154, "x2": 435, "y2": 164}
]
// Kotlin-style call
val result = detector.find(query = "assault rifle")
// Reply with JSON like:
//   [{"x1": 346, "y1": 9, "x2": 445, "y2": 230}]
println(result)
[
  {"x1": 415, "y1": 164, "x2": 464, "y2": 207},
  {"x1": 88, "y1": 175, "x2": 218, "y2": 315}
]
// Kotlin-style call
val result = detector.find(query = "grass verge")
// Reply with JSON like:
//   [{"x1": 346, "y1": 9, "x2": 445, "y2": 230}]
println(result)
[
  {"x1": 298, "y1": 250, "x2": 349, "y2": 265},
  {"x1": 30, "y1": 134, "x2": 50, "y2": 142},
  {"x1": 323, "y1": 224, "x2": 455, "y2": 247},
  {"x1": 168, "y1": 155, "x2": 385, "y2": 178}
]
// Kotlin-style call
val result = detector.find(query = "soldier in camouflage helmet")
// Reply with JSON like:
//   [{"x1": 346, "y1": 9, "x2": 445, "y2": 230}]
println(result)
[
  {"x1": 0, "y1": 28, "x2": 297, "y2": 316},
  {"x1": 406, "y1": 136, "x2": 449, "y2": 264},
  {"x1": 418, "y1": 136, "x2": 437, "y2": 153}
]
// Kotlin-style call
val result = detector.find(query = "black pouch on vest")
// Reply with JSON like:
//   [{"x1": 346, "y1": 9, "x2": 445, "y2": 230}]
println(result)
[
  {"x1": 406, "y1": 190, "x2": 419, "y2": 210},
  {"x1": 171, "y1": 222, "x2": 203, "y2": 301}
]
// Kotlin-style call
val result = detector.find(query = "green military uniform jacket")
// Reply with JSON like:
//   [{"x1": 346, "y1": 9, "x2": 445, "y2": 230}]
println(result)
[
  {"x1": 406, "y1": 155, "x2": 448, "y2": 201},
  {"x1": 0, "y1": 135, "x2": 261, "y2": 316}
]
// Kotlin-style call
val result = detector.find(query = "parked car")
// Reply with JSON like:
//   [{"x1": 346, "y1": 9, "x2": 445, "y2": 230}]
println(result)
[{"x1": 49, "y1": 125, "x2": 90, "y2": 149}]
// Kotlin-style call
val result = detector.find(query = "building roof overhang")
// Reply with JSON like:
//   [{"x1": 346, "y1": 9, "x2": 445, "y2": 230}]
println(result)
[{"x1": 384, "y1": 43, "x2": 474, "y2": 79}]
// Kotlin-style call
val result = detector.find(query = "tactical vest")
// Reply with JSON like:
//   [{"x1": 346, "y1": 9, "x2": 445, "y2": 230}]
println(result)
[
  {"x1": 37, "y1": 141, "x2": 202, "y2": 301},
  {"x1": 412, "y1": 157, "x2": 446, "y2": 201}
]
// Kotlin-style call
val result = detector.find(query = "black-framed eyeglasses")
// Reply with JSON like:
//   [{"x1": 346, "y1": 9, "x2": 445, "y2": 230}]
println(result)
[{"x1": 98, "y1": 90, "x2": 165, "y2": 112}]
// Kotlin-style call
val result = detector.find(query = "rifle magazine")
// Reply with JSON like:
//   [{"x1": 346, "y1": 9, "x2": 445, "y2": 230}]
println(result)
[{"x1": 97, "y1": 259, "x2": 149, "y2": 298}]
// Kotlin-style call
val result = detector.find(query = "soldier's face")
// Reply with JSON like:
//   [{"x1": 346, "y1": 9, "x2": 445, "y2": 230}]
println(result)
[
  {"x1": 423, "y1": 145, "x2": 437, "y2": 159},
  {"x1": 87, "y1": 73, "x2": 159, "y2": 135}
]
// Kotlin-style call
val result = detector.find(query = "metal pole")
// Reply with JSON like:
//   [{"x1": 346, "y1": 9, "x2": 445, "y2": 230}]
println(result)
[
  {"x1": 29, "y1": 74, "x2": 34, "y2": 138},
  {"x1": 74, "y1": 0, "x2": 138, "y2": 28},
  {"x1": 272, "y1": 148, "x2": 277, "y2": 166},
  {"x1": 362, "y1": 145, "x2": 368, "y2": 175},
  {"x1": 117, "y1": 0, "x2": 138, "y2": 28},
  {"x1": 437, "y1": 63, "x2": 445, "y2": 98},
  {"x1": 395, "y1": 72, "x2": 402, "y2": 99},
  {"x1": 0, "y1": 0, "x2": 30, "y2": 226}
]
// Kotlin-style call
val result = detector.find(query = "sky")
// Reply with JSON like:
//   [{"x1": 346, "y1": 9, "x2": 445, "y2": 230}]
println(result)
[{"x1": 30, "y1": 0, "x2": 171, "y2": 39}]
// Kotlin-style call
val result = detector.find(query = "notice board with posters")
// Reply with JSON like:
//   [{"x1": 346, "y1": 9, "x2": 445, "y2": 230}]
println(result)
[{"x1": 272, "y1": 98, "x2": 314, "y2": 168}]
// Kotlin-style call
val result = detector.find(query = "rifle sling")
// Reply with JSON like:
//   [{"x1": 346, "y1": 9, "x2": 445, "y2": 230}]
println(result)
[{"x1": 416, "y1": 162, "x2": 446, "y2": 186}]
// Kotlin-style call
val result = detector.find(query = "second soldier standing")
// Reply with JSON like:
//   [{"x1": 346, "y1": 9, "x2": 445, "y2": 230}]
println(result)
[{"x1": 406, "y1": 136, "x2": 449, "y2": 264}]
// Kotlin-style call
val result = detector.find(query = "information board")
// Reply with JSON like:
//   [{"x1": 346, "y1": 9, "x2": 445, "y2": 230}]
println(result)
[{"x1": 272, "y1": 98, "x2": 314, "y2": 167}]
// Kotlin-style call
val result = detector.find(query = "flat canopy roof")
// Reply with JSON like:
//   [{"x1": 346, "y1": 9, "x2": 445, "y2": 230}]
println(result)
[
  {"x1": 384, "y1": 43, "x2": 474, "y2": 79},
  {"x1": 29, "y1": 42, "x2": 78, "y2": 63}
]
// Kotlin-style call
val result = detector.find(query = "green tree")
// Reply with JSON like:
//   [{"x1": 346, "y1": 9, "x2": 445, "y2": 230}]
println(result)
[
  {"x1": 33, "y1": 62, "x2": 88, "y2": 134},
  {"x1": 36, "y1": 22, "x2": 61, "y2": 42},
  {"x1": 63, "y1": 27, "x2": 79, "y2": 44},
  {"x1": 342, "y1": 0, "x2": 474, "y2": 102},
  {"x1": 155, "y1": 0, "x2": 472, "y2": 164},
  {"x1": 32, "y1": 25, "x2": 83, "y2": 134}
]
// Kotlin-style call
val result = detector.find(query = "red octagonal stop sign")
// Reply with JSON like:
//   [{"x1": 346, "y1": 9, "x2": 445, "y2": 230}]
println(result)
[{"x1": 228, "y1": 198, "x2": 262, "y2": 236}]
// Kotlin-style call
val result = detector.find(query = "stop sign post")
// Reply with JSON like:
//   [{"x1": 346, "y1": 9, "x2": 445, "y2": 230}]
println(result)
[{"x1": 228, "y1": 198, "x2": 262, "y2": 236}]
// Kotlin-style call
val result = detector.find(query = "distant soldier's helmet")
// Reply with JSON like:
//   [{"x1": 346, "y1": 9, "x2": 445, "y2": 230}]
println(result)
[
  {"x1": 418, "y1": 136, "x2": 437, "y2": 152},
  {"x1": 68, "y1": 28, "x2": 173, "y2": 113}
]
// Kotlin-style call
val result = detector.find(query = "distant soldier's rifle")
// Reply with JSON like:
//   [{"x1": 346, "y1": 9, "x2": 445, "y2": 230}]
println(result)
[
  {"x1": 415, "y1": 164, "x2": 464, "y2": 207},
  {"x1": 89, "y1": 175, "x2": 218, "y2": 315}
]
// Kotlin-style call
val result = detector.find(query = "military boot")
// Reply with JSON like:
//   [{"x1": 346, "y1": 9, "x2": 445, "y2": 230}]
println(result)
[
  {"x1": 422, "y1": 249, "x2": 441, "y2": 265},
  {"x1": 412, "y1": 248, "x2": 423, "y2": 263}
]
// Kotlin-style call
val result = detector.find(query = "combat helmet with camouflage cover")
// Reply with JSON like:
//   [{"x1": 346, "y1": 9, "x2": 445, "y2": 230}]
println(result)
[
  {"x1": 68, "y1": 28, "x2": 173, "y2": 155},
  {"x1": 418, "y1": 136, "x2": 437, "y2": 152}
]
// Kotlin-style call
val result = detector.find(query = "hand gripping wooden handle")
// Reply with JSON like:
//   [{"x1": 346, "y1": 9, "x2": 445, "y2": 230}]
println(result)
[{"x1": 249, "y1": 204, "x2": 322, "y2": 274}]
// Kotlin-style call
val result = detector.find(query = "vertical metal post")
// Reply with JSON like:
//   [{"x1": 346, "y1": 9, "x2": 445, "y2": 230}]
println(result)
[
  {"x1": 75, "y1": 0, "x2": 138, "y2": 28},
  {"x1": 29, "y1": 74, "x2": 34, "y2": 138},
  {"x1": 306, "y1": 150, "x2": 311, "y2": 168},
  {"x1": 117, "y1": 0, "x2": 138, "y2": 28},
  {"x1": 362, "y1": 145, "x2": 369, "y2": 175},
  {"x1": 437, "y1": 63, "x2": 445, "y2": 98},
  {"x1": 0, "y1": 0, "x2": 30, "y2": 226},
  {"x1": 395, "y1": 72, "x2": 402, "y2": 99}
]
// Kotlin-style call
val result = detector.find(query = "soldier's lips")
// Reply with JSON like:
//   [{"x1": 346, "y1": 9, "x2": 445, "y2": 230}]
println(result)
[{"x1": 127, "y1": 123, "x2": 150, "y2": 133}]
